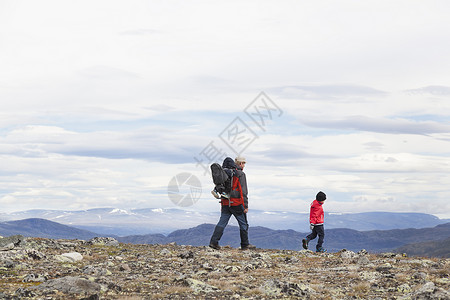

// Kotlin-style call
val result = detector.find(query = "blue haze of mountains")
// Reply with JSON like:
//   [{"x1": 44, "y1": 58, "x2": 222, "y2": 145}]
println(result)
[{"x1": 0, "y1": 208, "x2": 447, "y2": 236}]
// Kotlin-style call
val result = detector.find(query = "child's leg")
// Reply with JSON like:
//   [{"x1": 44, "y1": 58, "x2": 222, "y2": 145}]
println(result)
[
  {"x1": 315, "y1": 225, "x2": 325, "y2": 249},
  {"x1": 306, "y1": 227, "x2": 318, "y2": 241}
]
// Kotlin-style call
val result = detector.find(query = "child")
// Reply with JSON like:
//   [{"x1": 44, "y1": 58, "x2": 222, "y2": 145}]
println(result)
[
  {"x1": 211, "y1": 186, "x2": 230, "y2": 199},
  {"x1": 302, "y1": 191, "x2": 327, "y2": 253},
  {"x1": 210, "y1": 157, "x2": 237, "y2": 200}
]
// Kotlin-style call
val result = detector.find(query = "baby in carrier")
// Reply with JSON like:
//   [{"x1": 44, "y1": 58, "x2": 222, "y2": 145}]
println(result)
[{"x1": 210, "y1": 157, "x2": 237, "y2": 199}]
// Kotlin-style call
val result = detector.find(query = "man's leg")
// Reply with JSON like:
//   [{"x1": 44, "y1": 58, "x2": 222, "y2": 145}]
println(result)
[
  {"x1": 232, "y1": 207, "x2": 250, "y2": 248},
  {"x1": 210, "y1": 206, "x2": 232, "y2": 247}
]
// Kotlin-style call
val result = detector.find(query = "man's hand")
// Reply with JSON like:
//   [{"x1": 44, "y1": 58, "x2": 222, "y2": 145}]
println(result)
[{"x1": 244, "y1": 208, "x2": 248, "y2": 214}]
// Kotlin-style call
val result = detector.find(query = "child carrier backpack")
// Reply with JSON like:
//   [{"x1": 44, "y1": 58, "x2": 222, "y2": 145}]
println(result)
[{"x1": 210, "y1": 157, "x2": 237, "y2": 195}]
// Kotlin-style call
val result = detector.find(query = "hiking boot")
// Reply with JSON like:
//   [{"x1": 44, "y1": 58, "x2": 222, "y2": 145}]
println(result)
[
  {"x1": 209, "y1": 243, "x2": 220, "y2": 250},
  {"x1": 211, "y1": 190, "x2": 220, "y2": 199},
  {"x1": 316, "y1": 247, "x2": 327, "y2": 253},
  {"x1": 240, "y1": 244, "x2": 256, "y2": 250},
  {"x1": 302, "y1": 239, "x2": 308, "y2": 250}
]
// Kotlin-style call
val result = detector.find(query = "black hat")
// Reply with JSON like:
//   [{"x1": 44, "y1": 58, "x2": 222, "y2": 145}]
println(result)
[{"x1": 316, "y1": 191, "x2": 326, "y2": 202}]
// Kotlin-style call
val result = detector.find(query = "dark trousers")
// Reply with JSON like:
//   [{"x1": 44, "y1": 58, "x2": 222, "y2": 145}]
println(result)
[
  {"x1": 210, "y1": 205, "x2": 249, "y2": 248},
  {"x1": 306, "y1": 224, "x2": 324, "y2": 250}
]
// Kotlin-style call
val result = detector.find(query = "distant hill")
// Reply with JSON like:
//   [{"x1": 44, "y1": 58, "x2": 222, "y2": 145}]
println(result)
[
  {"x1": 119, "y1": 222, "x2": 450, "y2": 255},
  {"x1": 1, "y1": 208, "x2": 448, "y2": 235},
  {"x1": 0, "y1": 218, "x2": 104, "y2": 240},
  {"x1": 395, "y1": 236, "x2": 450, "y2": 258},
  {"x1": 1, "y1": 218, "x2": 449, "y2": 257}
]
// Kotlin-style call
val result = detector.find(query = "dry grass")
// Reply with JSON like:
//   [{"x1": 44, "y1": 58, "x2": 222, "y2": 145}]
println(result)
[
  {"x1": 242, "y1": 287, "x2": 264, "y2": 297},
  {"x1": 157, "y1": 275, "x2": 173, "y2": 284},
  {"x1": 395, "y1": 273, "x2": 409, "y2": 283},
  {"x1": 209, "y1": 276, "x2": 240, "y2": 289},
  {"x1": 162, "y1": 285, "x2": 192, "y2": 294},
  {"x1": 351, "y1": 282, "x2": 370, "y2": 296}
]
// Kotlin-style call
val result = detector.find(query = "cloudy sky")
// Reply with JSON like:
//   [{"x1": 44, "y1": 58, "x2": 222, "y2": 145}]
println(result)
[{"x1": 1, "y1": 1, "x2": 449, "y2": 218}]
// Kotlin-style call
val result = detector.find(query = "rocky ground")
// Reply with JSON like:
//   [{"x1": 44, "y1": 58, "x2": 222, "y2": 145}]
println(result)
[{"x1": 0, "y1": 235, "x2": 449, "y2": 299}]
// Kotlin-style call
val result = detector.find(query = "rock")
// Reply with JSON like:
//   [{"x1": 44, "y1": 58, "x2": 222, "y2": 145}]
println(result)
[
  {"x1": 26, "y1": 249, "x2": 46, "y2": 260},
  {"x1": 376, "y1": 263, "x2": 393, "y2": 272},
  {"x1": 262, "y1": 279, "x2": 315, "y2": 297},
  {"x1": 119, "y1": 263, "x2": 131, "y2": 272},
  {"x1": 339, "y1": 249, "x2": 357, "y2": 260},
  {"x1": 14, "y1": 288, "x2": 36, "y2": 298},
  {"x1": 224, "y1": 265, "x2": 242, "y2": 272},
  {"x1": 22, "y1": 273, "x2": 47, "y2": 283},
  {"x1": 0, "y1": 235, "x2": 25, "y2": 248},
  {"x1": 178, "y1": 250, "x2": 194, "y2": 259},
  {"x1": 180, "y1": 278, "x2": 218, "y2": 293},
  {"x1": 397, "y1": 283, "x2": 411, "y2": 293},
  {"x1": 357, "y1": 249, "x2": 368, "y2": 256},
  {"x1": 202, "y1": 263, "x2": 214, "y2": 271},
  {"x1": 381, "y1": 252, "x2": 397, "y2": 258},
  {"x1": 357, "y1": 255, "x2": 371, "y2": 265},
  {"x1": 34, "y1": 276, "x2": 102, "y2": 294},
  {"x1": 0, "y1": 243, "x2": 14, "y2": 251},
  {"x1": 159, "y1": 248, "x2": 171, "y2": 256},
  {"x1": 55, "y1": 252, "x2": 83, "y2": 262},
  {"x1": 87, "y1": 237, "x2": 119, "y2": 246},
  {"x1": 412, "y1": 272, "x2": 427, "y2": 283},
  {"x1": 82, "y1": 265, "x2": 111, "y2": 276},
  {"x1": 1, "y1": 259, "x2": 16, "y2": 269},
  {"x1": 411, "y1": 281, "x2": 450, "y2": 299}
]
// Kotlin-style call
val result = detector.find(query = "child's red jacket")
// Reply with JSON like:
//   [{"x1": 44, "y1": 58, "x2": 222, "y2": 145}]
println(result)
[{"x1": 309, "y1": 199, "x2": 324, "y2": 225}]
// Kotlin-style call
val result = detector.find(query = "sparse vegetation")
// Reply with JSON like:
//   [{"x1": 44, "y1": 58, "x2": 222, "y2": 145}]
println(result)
[{"x1": 0, "y1": 236, "x2": 449, "y2": 299}]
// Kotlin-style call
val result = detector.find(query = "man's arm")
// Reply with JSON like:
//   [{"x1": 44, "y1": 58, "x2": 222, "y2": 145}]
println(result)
[{"x1": 240, "y1": 172, "x2": 248, "y2": 211}]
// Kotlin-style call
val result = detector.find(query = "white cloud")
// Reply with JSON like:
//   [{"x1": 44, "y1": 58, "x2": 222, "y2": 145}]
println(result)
[{"x1": 0, "y1": 1, "x2": 449, "y2": 219}]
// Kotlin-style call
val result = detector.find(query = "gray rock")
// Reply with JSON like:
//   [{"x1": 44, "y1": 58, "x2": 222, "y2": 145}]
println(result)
[
  {"x1": 14, "y1": 288, "x2": 36, "y2": 298},
  {"x1": 88, "y1": 237, "x2": 119, "y2": 247},
  {"x1": 54, "y1": 252, "x2": 83, "y2": 262},
  {"x1": 397, "y1": 283, "x2": 411, "y2": 293},
  {"x1": 410, "y1": 281, "x2": 450, "y2": 299},
  {"x1": 357, "y1": 255, "x2": 371, "y2": 265},
  {"x1": 339, "y1": 249, "x2": 357, "y2": 260},
  {"x1": 376, "y1": 262, "x2": 393, "y2": 272},
  {"x1": 262, "y1": 279, "x2": 315, "y2": 298},
  {"x1": 381, "y1": 252, "x2": 397, "y2": 258},
  {"x1": 178, "y1": 250, "x2": 194, "y2": 259},
  {"x1": 357, "y1": 249, "x2": 369, "y2": 256},
  {"x1": 417, "y1": 282, "x2": 435, "y2": 294},
  {"x1": 1, "y1": 259, "x2": 16, "y2": 269},
  {"x1": 26, "y1": 249, "x2": 46, "y2": 260},
  {"x1": 35, "y1": 276, "x2": 101, "y2": 294},
  {"x1": 224, "y1": 265, "x2": 242, "y2": 272},
  {"x1": 0, "y1": 235, "x2": 25, "y2": 248},
  {"x1": 178, "y1": 277, "x2": 218, "y2": 293},
  {"x1": 119, "y1": 263, "x2": 131, "y2": 272},
  {"x1": 159, "y1": 248, "x2": 171, "y2": 256},
  {"x1": 412, "y1": 272, "x2": 427, "y2": 283},
  {"x1": 0, "y1": 243, "x2": 14, "y2": 251},
  {"x1": 22, "y1": 273, "x2": 47, "y2": 283},
  {"x1": 82, "y1": 265, "x2": 112, "y2": 276}
]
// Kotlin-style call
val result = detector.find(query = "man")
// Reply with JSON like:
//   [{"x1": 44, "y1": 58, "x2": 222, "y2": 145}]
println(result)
[{"x1": 209, "y1": 156, "x2": 255, "y2": 250}]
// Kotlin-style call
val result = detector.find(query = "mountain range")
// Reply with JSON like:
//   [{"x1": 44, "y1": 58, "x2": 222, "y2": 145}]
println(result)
[
  {"x1": 0, "y1": 208, "x2": 448, "y2": 236},
  {"x1": 1, "y1": 218, "x2": 449, "y2": 257}
]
